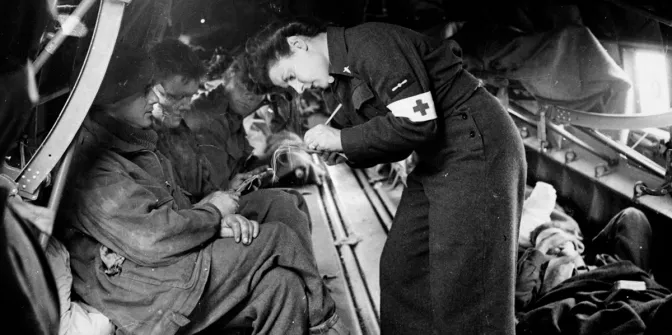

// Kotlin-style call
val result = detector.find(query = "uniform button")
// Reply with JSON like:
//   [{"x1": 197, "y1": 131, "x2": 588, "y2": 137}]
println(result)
[
  {"x1": 461, "y1": 113, "x2": 468, "y2": 120},
  {"x1": 469, "y1": 130, "x2": 476, "y2": 138}
]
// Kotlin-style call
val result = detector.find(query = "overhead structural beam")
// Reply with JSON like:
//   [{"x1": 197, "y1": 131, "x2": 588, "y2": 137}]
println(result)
[
  {"x1": 15, "y1": 0, "x2": 127, "y2": 198},
  {"x1": 508, "y1": 102, "x2": 619, "y2": 165},
  {"x1": 575, "y1": 127, "x2": 667, "y2": 179},
  {"x1": 544, "y1": 104, "x2": 672, "y2": 130},
  {"x1": 509, "y1": 101, "x2": 668, "y2": 179},
  {"x1": 603, "y1": 0, "x2": 672, "y2": 27},
  {"x1": 33, "y1": 0, "x2": 98, "y2": 72}
]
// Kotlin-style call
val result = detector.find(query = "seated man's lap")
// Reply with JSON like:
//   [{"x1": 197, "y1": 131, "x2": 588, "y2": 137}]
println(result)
[{"x1": 238, "y1": 188, "x2": 312, "y2": 238}]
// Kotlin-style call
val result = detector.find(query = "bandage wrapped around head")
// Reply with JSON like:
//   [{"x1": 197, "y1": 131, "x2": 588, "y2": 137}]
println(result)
[
  {"x1": 94, "y1": 44, "x2": 154, "y2": 106},
  {"x1": 530, "y1": 221, "x2": 585, "y2": 257},
  {"x1": 150, "y1": 83, "x2": 191, "y2": 127}
]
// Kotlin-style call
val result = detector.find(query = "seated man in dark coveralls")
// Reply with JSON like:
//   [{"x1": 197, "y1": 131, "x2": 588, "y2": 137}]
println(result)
[
  {"x1": 515, "y1": 207, "x2": 672, "y2": 335},
  {"x1": 59, "y1": 45, "x2": 347, "y2": 335},
  {"x1": 149, "y1": 39, "x2": 317, "y2": 252}
]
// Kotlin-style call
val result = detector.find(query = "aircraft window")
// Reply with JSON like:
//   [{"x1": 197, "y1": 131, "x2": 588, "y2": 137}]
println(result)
[
  {"x1": 632, "y1": 49, "x2": 670, "y2": 115},
  {"x1": 618, "y1": 47, "x2": 671, "y2": 159}
]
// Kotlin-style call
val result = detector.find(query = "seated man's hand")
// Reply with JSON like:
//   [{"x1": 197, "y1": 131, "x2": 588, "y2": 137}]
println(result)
[
  {"x1": 198, "y1": 190, "x2": 239, "y2": 215},
  {"x1": 220, "y1": 214, "x2": 259, "y2": 245},
  {"x1": 228, "y1": 165, "x2": 271, "y2": 192}
]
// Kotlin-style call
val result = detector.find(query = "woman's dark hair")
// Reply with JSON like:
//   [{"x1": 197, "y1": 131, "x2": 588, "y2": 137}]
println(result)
[{"x1": 241, "y1": 17, "x2": 328, "y2": 94}]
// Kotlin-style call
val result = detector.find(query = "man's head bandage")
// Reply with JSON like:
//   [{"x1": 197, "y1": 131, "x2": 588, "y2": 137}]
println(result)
[
  {"x1": 151, "y1": 85, "x2": 178, "y2": 121},
  {"x1": 531, "y1": 221, "x2": 585, "y2": 256},
  {"x1": 150, "y1": 83, "x2": 194, "y2": 126},
  {"x1": 151, "y1": 83, "x2": 193, "y2": 106}
]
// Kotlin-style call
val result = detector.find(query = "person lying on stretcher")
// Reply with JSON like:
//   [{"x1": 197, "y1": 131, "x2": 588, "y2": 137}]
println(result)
[{"x1": 515, "y1": 207, "x2": 671, "y2": 335}]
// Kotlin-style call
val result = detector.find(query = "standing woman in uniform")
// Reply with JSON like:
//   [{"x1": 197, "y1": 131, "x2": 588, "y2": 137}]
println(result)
[{"x1": 242, "y1": 18, "x2": 526, "y2": 335}]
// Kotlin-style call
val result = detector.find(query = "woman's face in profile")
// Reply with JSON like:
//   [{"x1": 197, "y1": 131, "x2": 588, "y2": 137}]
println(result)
[{"x1": 267, "y1": 36, "x2": 331, "y2": 94}]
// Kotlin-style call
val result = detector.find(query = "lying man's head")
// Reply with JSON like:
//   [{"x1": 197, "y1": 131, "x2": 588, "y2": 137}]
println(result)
[
  {"x1": 149, "y1": 39, "x2": 206, "y2": 128},
  {"x1": 530, "y1": 221, "x2": 585, "y2": 257}
]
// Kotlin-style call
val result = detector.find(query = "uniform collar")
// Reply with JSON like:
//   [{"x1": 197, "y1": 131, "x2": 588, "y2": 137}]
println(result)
[
  {"x1": 327, "y1": 26, "x2": 353, "y2": 77},
  {"x1": 88, "y1": 109, "x2": 158, "y2": 153}
]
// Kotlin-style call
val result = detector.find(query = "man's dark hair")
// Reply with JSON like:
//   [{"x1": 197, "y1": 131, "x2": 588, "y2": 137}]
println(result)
[{"x1": 148, "y1": 39, "x2": 206, "y2": 83}]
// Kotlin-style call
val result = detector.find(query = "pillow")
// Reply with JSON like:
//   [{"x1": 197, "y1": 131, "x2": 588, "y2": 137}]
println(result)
[
  {"x1": 45, "y1": 237, "x2": 72, "y2": 315},
  {"x1": 61, "y1": 302, "x2": 115, "y2": 335},
  {"x1": 519, "y1": 182, "x2": 557, "y2": 248},
  {"x1": 45, "y1": 237, "x2": 115, "y2": 335}
]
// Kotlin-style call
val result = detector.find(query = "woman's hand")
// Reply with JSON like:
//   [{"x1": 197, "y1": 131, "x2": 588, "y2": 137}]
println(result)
[
  {"x1": 304, "y1": 124, "x2": 343, "y2": 152},
  {"x1": 220, "y1": 214, "x2": 259, "y2": 244}
]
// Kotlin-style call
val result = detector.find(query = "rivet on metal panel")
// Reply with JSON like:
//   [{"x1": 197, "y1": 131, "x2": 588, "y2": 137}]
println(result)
[
  {"x1": 564, "y1": 150, "x2": 577, "y2": 164},
  {"x1": 594, "y1": 164, "x2": 611, "y2": 178},
  {"x1": 519, "y1": 126, "x2": 529, "y2": 138},
  {"x1": 559, "y1": 111, "x2": 566, "y2": 123}
]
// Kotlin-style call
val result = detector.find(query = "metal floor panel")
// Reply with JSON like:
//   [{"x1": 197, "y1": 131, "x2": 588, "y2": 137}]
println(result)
[
  {"x1": 296, "y1": 185, "x2": 363, "y2": 335},
  {"x1": 299, "y1": 162, "x2": 404, "y2": 335}
]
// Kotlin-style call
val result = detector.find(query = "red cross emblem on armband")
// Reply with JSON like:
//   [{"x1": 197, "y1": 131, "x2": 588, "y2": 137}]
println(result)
[
  {"x1": 387, "y1": 92, "x2": 436, "y2": 122},
  {"x1": 413, "y1": 99, "x2": 429, "y2": 116}
]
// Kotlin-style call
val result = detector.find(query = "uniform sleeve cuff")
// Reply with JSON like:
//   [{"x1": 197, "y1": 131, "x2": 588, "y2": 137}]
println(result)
[
  {"x1": 340, "y1": 126, "x2": 369, "y2": 163},
  {"x1": 200, "y1": 202, "x2": 223, "y2": 221}
]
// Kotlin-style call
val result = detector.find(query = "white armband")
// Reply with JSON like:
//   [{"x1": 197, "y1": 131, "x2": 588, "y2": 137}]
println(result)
[{"x1": 386, "y1": 92, "x2": 437, "y2": 122}]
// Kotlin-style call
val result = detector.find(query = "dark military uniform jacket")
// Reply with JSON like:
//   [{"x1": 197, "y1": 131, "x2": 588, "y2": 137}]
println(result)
[{"x1": 324, "y1": 23, "x2": 482, "y2": 169}]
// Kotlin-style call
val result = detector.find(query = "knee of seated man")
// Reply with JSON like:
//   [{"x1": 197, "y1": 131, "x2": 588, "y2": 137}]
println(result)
[
  {"x1": 262, "y1": 189, "x2": 312, "y2": 230},
  {"x1": 282, "y1": 189, "x2": 311, "y2": 221},
  {"x1": 261, "y1": 188, "x2": 301, "y2": 207},
  {"x1": 263, "y1": 267, "x2": 308, "y2": 303},
  {"x1": 245, "y1": 189, "x2": 298, "y2": 210},
  {"x1": 280, "y1": 189, "x2": 308, "y2": 209},
  {"x1": 617, "y1": 207, "x2": 650, "y2": 231},
  {"x1": 257, "y1": 221, "x2": 302, "y2": 245},
  {"x1": 619, "y1": 207, "x2": 647, "y2": 221}
]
